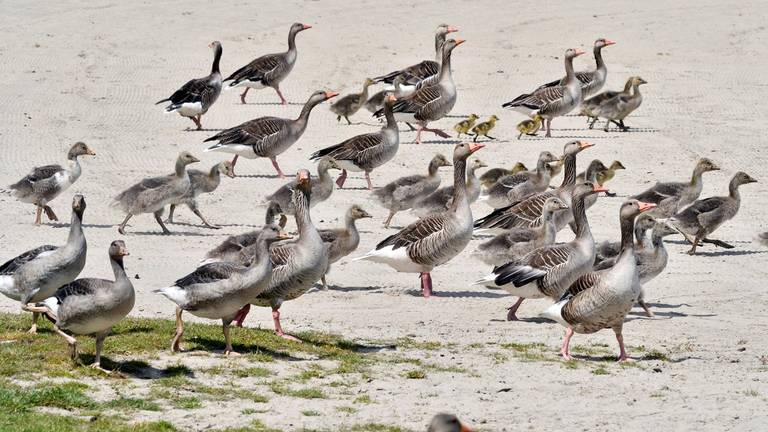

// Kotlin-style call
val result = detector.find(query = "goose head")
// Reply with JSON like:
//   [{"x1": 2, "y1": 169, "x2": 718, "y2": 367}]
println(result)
[
  {"x1": 427, "y1": 413, "x2": 473, "y2": 432},
  {"x1": 471, "y1": 159, "x2": 488, "y2": 170},
  {"x1": 487, "y1": 114, "x2": 499, "y2": 123},
  {"x1": 565, "y1": 47, "x2": 587, "y2": 59},
  {"x1": 512, "y1": 162, "x2": 529, "y2": 174},
  {"x1": 430, "y1": 153, "x2": 453, "y2": 170},
  {"x1": 362, "y1": 78, "x2": 375, "y2": 89},
  {"x1": 586, "y1": 159, "x2": 610, "y2": 180},
  {"x1": 652, "y1": 220, "x2": 678, "y2": 238},
  {"x1": 630, "y1": 76, "x2": 648, "y2": 86},
  {"x1": 442, "y1": 38, "x2": 466, "y2": 57},
  {"x1": 543, "y1": 197, "x2": 569, "y2": 213},
  {"x1": 562, "y1": 140, "x2": 594, "y2": 157},
  {"x1": 467, "y1": 114, "x2": 479, "y2": 122},
  {"x1": 296, "y1": 169, "x2": 312, "y2": 192},
  {"x1": 436, "y1": 24, "x2": 459, "y2": 36},
  {"x1": 219, "y1": 161, "x2": 236, "y2": 178},
  {"x1": 620, "y1": 199, "x2": 657, "y2": 221},
  {"x1": 208, "y1": 40, "x2": 222, "y2": 53},
  {"x1": 573, "y1": 181, "x2": 608, "y2": 200},
  {"x1": 594, "y1": 38, "x2": 616, "y2": 49},
  {"x1": 695, "y1": 158, "x2": 720, "y2": 174},
  {"x1": 260, "y1": 223, "x2": 293, "y2": 244},
  {"x1": 108, "y1": 240, "x2": 130, "y2": 258},
  {"x1": 290, "y1": 22, "x2": 312, "y2": 35},
  {"x1": 348, "y1": 204, "x2": 373, "y2": 220},
  {"x1": 609, "y1": 160, "x2": 626, "y2": 171},
  {"x1": 178, "y1": 151, "x2": 200, "y2": 166},
  {"x1": 732, "y1": 171, "x2": 758, "y2": 187},
  {"x1": 318, "y1": 157, "x2": 342, "y2": 173},
  {"x1": 307, "y1": 90, "x2": 339, "y2": 107},
  {"x1": 67, "y1": 141, "x2": 96, "y2": 160},
  {"x1": 453, "y1": 142, "x2": 484, "y2": 163},
  {"x1": 635, "y1": 213, "x2": 657, "y2": 233},
  {"x1": 539, "y1": 151, "x2": 561, "y2": 164},
  {"x1": 71, "y1": 194, "x2": 87, "y2": 217}
]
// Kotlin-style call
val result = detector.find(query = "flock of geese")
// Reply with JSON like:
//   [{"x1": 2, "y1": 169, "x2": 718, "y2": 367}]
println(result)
[{"x1": 0, "y1": 23, "x2": 760, "y2": 380}]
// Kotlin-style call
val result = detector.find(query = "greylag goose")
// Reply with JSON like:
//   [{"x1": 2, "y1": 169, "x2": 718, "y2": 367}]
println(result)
[
  {"x1": 502, "y1": 48, "x2": 586, "y2": 137},
  {"x1": 317, "y1": 205, "x2": 373, "y2": 289},
  {"x1": 373, "y1": 153, "x2": 452, "y2": 228},
  {"x1": 265, "y1": 157, "x2": 341, "y2": 215},
  {"x1": 30, "y1": 240, "x2": 133, "y2": 370},
  {"x1": 201, "y1": 202, "x2": 285, "y2": 265},
  {"x1": 479, "y1": 162, "x2": 529, "y2": 190},
  {"x1": 541, "y1": 199, "x2": 656, "y2": 362},
  {"x1": 166, "y1": 161, "x2": 235, "y2": 229},
  {"x1": 330, "y1": 78, "x2": 375, "y2": 124},
  {"x1": 473, "y1": 197, "x2": 568, "y2": 267},
  {"x1": 231, "y1": 170, "x2": 328, "y2": 339},
  {"x1": 470, "y1": 115, "x2": 499, "y2": 142},
  {"x1": 157, "y1": 225, "x2": 289, "y2": 354},
  {"x1": 412, "y1": 159, "x2": 487, "y2": 218},
  {"x1": 480, "y1": 151, "x2": 560, "y2": 209},
  {"x1": 631, "y1": 158, "x2": 720, "y2": 218},
  {"x1": 310, "y1": 94, "x2": 399, "y2": 190},
  {"x1": 453, "y1": 114, "x2": 479, "y2": 138},
  {"x1": 113, "y1": 152, "x2": 200, "y2": 235},
  {"x1": 374, "y1": 39, "x2": 465, "y2": 144},
  {"x1": 536, "y1": 39, "x2": 615, "y2": 98},
  {"x1": 427, "y1": 413, "x2": 473, "y2": 432},
  {"x1": 474, "y1": 141, "x2": 593, "y2": 233},
  {"x1": 156, "y1": 41, "x2": 222, "y2": 130},
  {"x1": 476, "y1": 182, "x2": 604, "y2": 321},
  {"x1": 204, "y1": 90, "x2": 338, "y2": 177},
  {"x1": 582, "y1": 76, "x2": 647, "y2": 131},
  {"x1": 224, "y1": 23, "x2": 311, "y2": 104},
  {"x1": 595, "y1": 213, "x2": 656, "y2": 265},
  {"x1": 372, "y1": 24, "x2": 458, "y2": 86},
  {"x1": 1, "y1": 195, "x2": 87, "y2": 333},
  {"x1": 356, "y1": 143, "x2": 484, "y2": 298},
  {"x1": 670, "y1": 171, "x2": 757, "y2": 255},
  {"x1": 10, "y1": 142, "x2": 95, "y2": 225},
  {"x1": 364, "y1": 75, "x2": 409, "y2": 113}
]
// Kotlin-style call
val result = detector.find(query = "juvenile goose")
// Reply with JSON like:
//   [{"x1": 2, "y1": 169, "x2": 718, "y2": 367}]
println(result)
[
  {"x1": 231, "y1": 170, "x2": 328, "y2": 339},
  {"x1": 316, "y1": 205, "x2": 373, "y2": 289},
  {"x1": 204, "y1": 90, "x2": 338, "y2": 177},
  {"x1": 516, "y1": 115, "x2": 543, "y2": 139},
  {"x1": 413, "y1": 159, "x2": 487, "y2": 217},
  {"x1": 357, "y1": 143, "x2": 484, "y2": 297},
  {"x1": 373, "y1": 24, "x2": 458, "y2": 86},
  {"x1": 670, "y1": 171, "x2": 757, "y2": 255},
  {"x1": 473, "y1": 197, "x2": 569, "y2": 267},
  {"x1": 454, "y1": 114, "x2": 479, "y2": 138},
  {"x1": 166, "y1": 161, "x2": 235, "y2": 229},
  {"x1": 546, "y1": 158, "x2": 565, "y2": 183},
  {"x1": 364, "y1": 75, "x2": 408, "y2": 113},
  {"x1": 31, "y1": 241, "x2": 133, "y2": 370},
  {"x1": 476, "y1": 182, "x2": 605, "y2": 320},
  {"x1": 471, "y1": 115, "x2": 499, "y2": 142},
  {"x1": 330, "y1": 78, "x2": 375, "y2": 124},
  {"x1": 201, "y1": 202, "x2": 285, "y2": 265},
  {"x1": 156, "y1": 41, "x2": 222, "y2": 130},
  {"x1": 113, "y1": 152, "x2": 200, "y2": 235},
  {"x1": 583, "y1": 76, "x2": 647, "y2": 131},
  {"x1": 265, "y1": 157, "x2": 341, "y2": 215},
  {"x1": 575, "y1": 160, "x2": 610, "y2": 219},
  {"x1": 427, "y1": 413, "x2": 473, "y2": 432},
  {"x1": 373, "y1": 153, "x2": 452, "y2": 228},
  {"x1": 10, "y1": 142, "x2": 95, "y2": 225},
  {"x1": 0, "y1": 195, "x2": 87, "y2": 333},
  {"x1": 502, "y1": 48, "x2": 586, "y2": 137},
  {"x1": 157, "y1": 225, "x2": 289, "y2": 354},
  {"x1": 481, "y1": 151, "x2": 560, "y2": 209},
  {"x1": 537, "y1": 39, "x2": 616, "y2": 98},
  {"x1": 224, "y1": 23, "x2": 311, "y2": 104},
  {"x1": 595, "y1": 213, "x2": 656, "y2": 266},
  {"x1": 541, "y1": 200, "x2": 656, "y2": 362},
  {"x1": 310, "y1": 94, "x2": 399, "y2": 190},
  {"x1": 596, "y1": 160, "x2": 626, "y2": 196},
  {"x1": 631, "y1": 158, "x2": 720, "y2": 218},
  {"x1": 479, "y1": 162, "x2": 529, "y2": 190},
  {"x1": 581, "y1": 76, "x2": 634, "y2": 128}
]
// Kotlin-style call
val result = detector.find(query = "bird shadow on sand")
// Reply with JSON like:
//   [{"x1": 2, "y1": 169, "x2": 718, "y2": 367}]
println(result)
[
  {"x1": 317, "y1": 285, "x2": 385, "y2": 293},
  {"x1": 45, "y1": 222, "x2": 115, "y2": 229},
  {"x1": 625, "y1": 305, "x2": 715, "y2": 321},
  {"x1": 186, "y1": 337, "x2": 305, "y2": 360},
  {"x1": 335, "y1": 121, "x2": 382, "y2": 127},
  {"x1": 238, "y1": 101, "x2": 305, "y2": 106},
  {"x1": 409, "y1": 139, "x2": 462, "y2": 145},
  {"x1": 127, "y1": 230, "x2": 215, "y2": 237},
  {"x1": 404, "y1": 289, "x2": 508, "y2": 299},
  {"x1": 183, "y1": 128, "x2": 226, "y2": 132},
  {"x1": 235, "y1": 173, "x2": 283, "y2": 179},
  {"x1": 338, "y1": 186, "x2": 373, "y2": 191},
  {"x1": 690, "y1": 249, "x2": 766, "y2": 258},
  {"x1": 491, "y1": 316, "x2": 553, "y2": 324}
]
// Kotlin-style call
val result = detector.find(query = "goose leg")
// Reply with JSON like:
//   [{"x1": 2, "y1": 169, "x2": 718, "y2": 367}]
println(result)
[
  {"x1": 364, "y1": 172, "x2": 373, "y2": 190},
  {"x1": 473, "y1": 134, "x2": 479, "y2": 142},
  {"x1": 272, "y1": 308, "x2": 300, "y2": 341},
  {"x1": 240, "y1": 87, "x2": 250, "y2": 104},
  {"x1": 517, "y1": 132, "x2": 523, "y2": 140},
  {"x1": 423, "y1": 127, "x2": 451, "y2": 138},
  {"x1": 52, "y1": 325, "x2": 78, "y2": 361},
  {"x1": 560, "y1": 328, "x2": 574, "y2": 360},
  {"x1": 614, "y1": 328, "x2": 631, "y2": 362},
  {"x1": 165, "y1": 205, "x2": 176, "y2": 224},
  {"x1": 419, "y1": 272, "x2": 433, "y2": 298},
  {"x1": 190, "y1": 205, "x2": 220, "y2": 229},
  {"x1": 43, "y1": 206, "x2": 58, "y2": 221},
  {"x1": 28, "y1": 311, "x2": 40, "y2": 334},
  {"x1": 603, "y1": 119, "x2": 611, "y2": 132},
  {"x1": 588, "y1": 117, "x2": 598, "y2": 129},
  {"x1": 321, "y1": 275, "x2": 328, "y2": 291},
  {"x1": 702, "y1": 238, "x2": 735, "y2": 249},
  {"x1": 687, "y1": 230, "x2": 705, "y2": 255},
  {"x1": 190, "y1": 115, "x2": 202, "y2": 130},
  {"x1": 336, "y1": 170, "x2": 348, "y2": 188},
  {"x1": 415, "y1": 126, "x2": 424, "y2": 144},
  {"x1": 545, "y1": 119, "x2": 552, "y2": 137},
  {"x1": 233, "y1": 304, "x2": 251, "y2": 327},
  {"x1": 383, "y1": 210, "x2": 396, "y2": 228},
  {"x1": 345, "y1": 116, "x2": 352, "y2": 125},
  {"x1": 35, "y1": 206, "x2": 43, "y2": 225},
  {"x1": 91, "y1": 334, "x2": 106, "y2": 369},
  {"x1": 270, "y1": 157, "x2": 286, "y2": 179},
  {"x1": 274, "y1": 87, "x2": 287, "y2": 105},
  {"x1": 171, "y1": 307, "x2": 184, "y2": 352},
  {"x1": 405, "y1": 122, "x2": 418, "y2": 131},
  {"x1": 154, "y1": 210, "x2": 171, "y2": 234},
  {"x1": 117, "y1": 214, "x2": 133, "y2": 235},
  {"x1": 506, "y1": 297, "x2": 525, "y2": 321},
  {"x1": 222, "y1": 319, "x2": 239, "y2": 355},
  {"x1": 230, "y1": 155, "x2": 239, "y2": 175}
]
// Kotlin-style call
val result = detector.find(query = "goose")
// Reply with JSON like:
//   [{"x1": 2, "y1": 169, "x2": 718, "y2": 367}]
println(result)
[
  {"x1": 631, "y1": 158, "x2": 720, "y2": 218},
  {"x1": 330, "y1": 78, "x2": 375, "y2": 124},
  {"x1": 372, "y1": 24, "x2": 458, "y2": 86},
  {"x1": 473, "y1": 197, "x2": 569, "y2": 267},
  {"x1": 203, "y1": 90, "x2": 338, "y2": 177},
  {"x1": 470, "y1": 115, "x2": 499, "y2": 142},
  {"x1": 536, "y1": 39, "x2": 615, "y2": 99},
  {"x1": 502, "y1": 48, "x2": 586, "y2": 137},
  {"x1": 356, "y1": 143, "x2": 484, "y2": 297},
  {"x1": 412, "y1": 159, "x2": 487, "y2": 218},
  {"x1": 481, "y1": 151, "x2": 560, "y2": 209},
  {"x1": 546, "y1": 158, "x2": 565, "y2": 184},
  {"x1": 166, "y1": 161, "x2": 235, "y2": 229},
  {"x1": 596, "y1": 160, "x2": 626, "y2": 197},
  {"x1": 265, "y1": 157, "x2": 341, "y2": 215},
  {"x1": 310, "y1": 94, "x2": 399, "y2": 190},
  {"x1": 476, "y1": 182, "x2": 605, "y2": 321},
  {"x1": 224, "y1": 23, "x2": 311, "y2": 104},
  {"x1": 231, "y1": 170, "x2": 328, "y2": 339},
  {"x1": 316, "y1": 205, "x2": 373, "y2": 289},
  {"x1": 541, "y1": 199, "x2": 656, "y2": 362},
  {"x1": 581, "y1": 76, "x2": 633, "y2": 128},
  {"x1": 582, "y1": 76, "x2": 647, "y2": 131},
  {"x1": 374, "y1": 39, "x2": 465, "y2": 144},
  {"x1": 670, "y1": 171, "x2": 757, "y2": 255},
  {"x1": 156, "y1": 41, "x2": 222, "y2": 130},
  {"x1": 373, "y1": 153, "x2": 452, "y2": 228},
  {"x1": 479, "y1": 162, "x2": 529, "y2": 190},
  {"x1": 474, "y1": 141, "x2": 593, "y2": 233},
  {"x1": 516, "y1": 115, "x2": 543, "y2": 139},
  {"x1": 595, "y1": 213, "x2": 656, "y2": 265},
  {"x1": 29, "y1": 240, "x2": 133, "y2": 370},
  {"x1": 10, "y1": 142, "x2": 95, "y2": 225},
  {"x1": 201, "y1": 202, "x2": 285, "y2": 265},
  {"x1": 453, "y1": 114, "x2": 479, "y2": 138},
  {"x1": 0, "y1": 195, "x2": 87, "y2": 333},
  {"x1": 157, "y1": 225, "x2": 289, "y2": 354},
  {"x1": 574, "y1": 160, "x2": 609, "y2": 224},
  {"x1": 364, "y1": 75, "x2": 409, "y2": 113},
  {"x1": 427, "y1": 413, "x2": 473, "y2": 432}
]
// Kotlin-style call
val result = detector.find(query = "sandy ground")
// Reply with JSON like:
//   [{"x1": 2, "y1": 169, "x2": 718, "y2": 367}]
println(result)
[{"x1": 2, "y1": 0, "x2": 768, "y2": 430}]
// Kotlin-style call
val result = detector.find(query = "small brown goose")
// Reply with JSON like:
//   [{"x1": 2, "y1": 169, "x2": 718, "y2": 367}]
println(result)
[
  {"x1": 582, "y1": 76, "x2": 647, "y2": 131},
  {"x1": 595, "y1": 213, "x2": 656, "y2": 266},
  {"x1": 373, "y1": 24, "x2": 458, "y2": 86},
  {"x1": 201, "y1": 202, "x2": 285, "y2": 265},
  {"x1": 479, "y1": 162, "x2": 529, "y2": 190},
  {"x1": 265, "y1": 157, "x2": 341, "y2": 216},
  {"x1": 330, "y1": 78, "x2": 375, "y2": 124},
  {"x1": 316, "y1": 205, "x2": 373, "y2": 289},
  {"x1": 412, "y1": 159, "x2": 487, "y2": 218},
  {"x1": 480, "y1": 151, "x2": 560, "y2": 209},
  {"x1": 166, "y1": 161, "x2": 235, "y2": 229},
  {"x1": 631, "y1": 158, "x2": 720, "y2": 218}
]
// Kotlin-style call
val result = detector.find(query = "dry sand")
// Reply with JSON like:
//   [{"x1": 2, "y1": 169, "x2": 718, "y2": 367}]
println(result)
[{"x1": 1, "y1": 0, "x2": 767, "y2": 430}]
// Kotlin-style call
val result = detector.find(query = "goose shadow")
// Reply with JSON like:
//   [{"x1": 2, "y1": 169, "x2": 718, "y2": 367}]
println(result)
[
  {"x1": 184, "y1": 128, "x2": 226, "y2": 132},
  {"x1": 690, "y1": 249, "x2": 766, "y2": 258},
  {"x1": 319, "y1": 285, "x2": 385, "y2": 293},
  {"x1": 409, "y1": 139, "x2": 462, "y2": 145},
  {"x1": 404, "y1": 289, "x2": 508, "y2": 299},
  {"x1": 127, "y1": 230, "x2": 214, "y2": 237},
  {"x1": 165, "y1": 221, "x2": 227, "y2": 230},
  {"x1": 45, "y1": 222, "x2": 115, "y2": 229},
  {"x1": 79, "y1": 357, "x2": 195, "y2": 379},
  {"x1": 625, "y1": 309, "x2": 716, "y2": 321},
  {"x1": 491, "y1": 316, "x2": 554, "y2": 324},
  {"x1": 337, "y1": 186, "x2": 372, "y2": 191},
  {"x1": 333, "y1": 121, "x2": 382, "y2": 127},
  {"x1": 186, "y1": 336, "x2": 304, "y2": 361},
  {"x1": 235, "y1": 173, "x2": 283, "y2": 179},
  {"x1": 238, "y1": 102, "x2": 304, "y2": 106}
]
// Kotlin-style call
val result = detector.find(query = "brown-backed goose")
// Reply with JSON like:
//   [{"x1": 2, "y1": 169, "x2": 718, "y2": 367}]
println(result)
[
  {"x1": 412, "y1": 159, "x2": 487, "y2": 218},
  {"x1": 372, "y1": 24, "x2": 458, "y2": 86},
  {"x1": 356, "y1": 143, "x2": 484, "y2": 297},
  {"x1": 166, "y1": 161, "x2": 235, "y2": 229},
  {"x1": 595, "y1": 213, "x2": 656, "y2": 265},
  {"x1": 317, "y1": 205, "x2": 373, "y2": 289},
  {"x1": 536, "y1": 39, "x2": 615, "y2": 99},
  {"x1": 427, "y1": 413, "x2": 474, "y2": 432},
  {"x1": 364, "y1": 75, "x2": 409, "y2": 113},
  {"x1": 480, "y1": 151, "x2": 560, "y2": 209},
  {"x1": 582, "y1": 76, "x2": 647, "y2": 131},
  {"x1": 631, "y1": 158, "x2": 720, "y2": 218},
  {"x1": 224, "y1": 23, "x2": 311, "y2": 104},
  {"x1": 479, "y1": 163, "x2": 529, "y2": 191},
  {"x1": 204, "y1": 90, "x2": 338, "y2": 177},
  {"x1": 265, "y1": 157, "x2": 341, "y2": 215},
  {"x1": 330, "y1": 78, "x2": 375, "y2": 124},
  {"x1": 10, "y1": 142, "x2": 95, "y2": 225},
  {"x1": 201, "y1": 202, "x2": 285, "y2": 265}
]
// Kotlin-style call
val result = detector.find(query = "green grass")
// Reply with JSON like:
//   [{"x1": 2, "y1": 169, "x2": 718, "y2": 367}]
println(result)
[
  {"x1": 232, "y1": 366, "x2": 272, "y2": 378},
  {"x1": 337, "y1": 406, "x2": 358, "y2": 413},
  {"x1": 591, "y1": 366, "x2": 610, "y2": 375},
  {"x1": 403, "y1": 370, "x2": 426, "y2": 379},
  {"x1": 102, "y1": 395, "x2": 162, "y2": 412},
  {"x1": 269, "y1": 382, "x2": 327, "y2": 399},
  {"x1": 354, "y1": 394, "x2": 373, "y2": 404},
  {"x1": 302, "y1": 410, "x2": 322, "y2": 416}
]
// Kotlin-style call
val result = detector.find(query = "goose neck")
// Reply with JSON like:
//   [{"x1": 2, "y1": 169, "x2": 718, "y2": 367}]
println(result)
[
  {"x1": 558, "y1": 154, "x2": 577, "y2": 189},
  {"x1": 449, "y1": 158, "x2": 468, "y2": 212},
  {"x1": 211, "y1": 45, "x2": 222, "y2": 75},
  {"x1": 572, "y1": 194, "x2": 591, "y2": 239}
]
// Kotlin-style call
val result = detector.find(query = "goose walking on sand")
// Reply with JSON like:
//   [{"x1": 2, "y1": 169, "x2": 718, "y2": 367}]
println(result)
[
  {"x1": 10, "y1": 142, "x2": 95, "y2": 225},
  {"x1": 582, "y1": 76, "x2": 647, "y2": 131},
  {"x1": 201, "y1": 202, "x2": 285, "y2": 265},
  {"x1": 536, "y1": 39, "x2": 616, "y2": 99},
  {"x1": 428, "y1": 413, "x2": 474, "y2": 432},
  {"x1": 315, "y1": 205, "x2": 373, "y2": 289},
  {"x1": 156, "y1": 41, "x2": 222, "y2": 130},
  {"x1": 330, "y1": 78, "x2": 375, "y2": 124},
  {"x1": 265, "y1": 157, "x2": 341, "y2": 216},
  {"x1": 481, "y1": 151, "x2": 560, "y2": 209},
  {"x1": 631, "y1": 158, "x2": 720, "y2": 218},
  {"x1": 412, "y1": 159, "x2": 487, "y2": 217},
  {"x1": 224, "y1": 23, "x2": 311, "y2": 105},
  {"x1": 479, "y1": 163, "x2": 529, "y2": 191},
  {"x1": 166, "y1": 161, "x2": 235, "y2": 229},
  {"x1": 373, "y1": 24, "x2": 458, "y2": 86}
]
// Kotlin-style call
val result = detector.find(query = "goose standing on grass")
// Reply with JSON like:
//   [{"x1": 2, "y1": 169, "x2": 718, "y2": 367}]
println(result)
[
  {"x1": 502, "y1": 48, "x2": 586, "y2": 137},
  {"x1": 412, "y1": 159, "x2": 487, "y2": 217},
  {"x1": 10, "y1": 142, "x2": 95, "y2": 225},
  {"x1": 156, "y1": 41, "x2": 222, "y2": 130},
  {"x1": 479, "y1": 162, "x2": 529, "y2": 191},
  {"x1": 265, "y1": 157, "x2": 341, "y2": 216},
  {"x1": 631, "y1": 158, "x2": 720, "y2": 218},
  {"x1": 224, "y1": 23, "x2": 311, "y2": 105},
  {"x1": 582, "y1": 76, "x2": 647, "y2": 131},
  {"x1": 316, "y1": 205, "x2": 373, "y2": 289},
  {"x1": 113, "y1": 152, "x2": 200, "y2": 235},
  {"x1": 476, "y1": 182, "x2": 605, "y2": 321},
  {"x1": 375, "y1": 39, "x2": 465, "y2": 144},
  {"x1": 0, "y1": 195, "x2": 87, "y2": 333},
  {"x1": 670, "y1": 172, "x2": 757, "y2": 255},
  {"x1": 310, "y1": 94, "x2": 400, "y2": 190},
  {"x1": 373, "y1": 24, "x2": 458, "y2": 86},
  {"x1": 204, "y1": 90, "x2": 338, "y2": 177},
  {"x1": 30, "y1": 241, "x2": 133, "y2": 370},
  {"x1": 356, "y1": 143, "x2": 484, "y2": 298},
  {"x1": 481, "y1": 151, "x2": 560, "y2": 209},
  {"x1": 536, "y1": 39, "x2": 615, "y2": 98},
  {"x1": 373, "y1": 153, "x2": 452, "y2": 228},
  {"x1": 541, "y1": 200, "x2": 656, "y2": 362},
  {"x1": 330, "y1": 78, "x2": 375, "y2": 124},
  {"x1": 201, "y1": 202, "x2": 285, "y2": 265},
  {"x1": 166, "y1": 161, "x2": 235, "y2": 229},
  {"x1": 157, "y1": 225, "x2": 289, "y2": 354}
]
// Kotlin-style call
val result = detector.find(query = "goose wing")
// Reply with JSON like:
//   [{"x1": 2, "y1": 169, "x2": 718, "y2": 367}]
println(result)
[
  {"x1": 376, "y1": 214, "x2": 446, "y2": 251},
  {"x1": 173, "y1": 262, "x2": 239, "y2": 288},
  {"x1": 0, "y1": 245, "x2": 57, "y2": 275},
  {"x1": 205, "y1": 117, "x2": 289, "y2": 154},
  {"x1": 225, "y1": 53, "x2": 285, "y2": 85},
  {"x1": 159, "y1": 76, "x2": 216, "y2": 107}
]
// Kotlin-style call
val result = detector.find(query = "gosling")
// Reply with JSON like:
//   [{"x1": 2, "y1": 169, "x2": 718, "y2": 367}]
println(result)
[
  {"x1": 471, "y1": 115, "x2": 499, "y2": 142},
  {"x1": 516, "y1": 115, "x2": 543, "y2": 139},
  {"x1": 454, "y1": 114, "x2": 479, "y2": 138}
]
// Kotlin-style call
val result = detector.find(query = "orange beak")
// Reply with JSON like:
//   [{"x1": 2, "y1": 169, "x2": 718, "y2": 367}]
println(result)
[
  {"x1": 447, "y1": 26, "x2": 459, "y2": 33},
  {"x1": 469, "y1": 143, "x2": 485, "y2": 153},
  {"x1": 574, "y1": 48, "x2": 586, "y2": 56},
  {"x1": 386, "y1": 94, "x2": 397, "y2": 102},
  {"x1": 605, "y1": 39, "x2": 616, "y2": 46},
  {"x1": 593, "y1": 185, "x2": 609, "y2": 193},
  {"x1": 302, "y1": 24, "x2": 312, "y2": 30},
  {"x1": 277, "y1": 232, "x2": 292, "y2": 240},
  {"x1": 638, "y1": 201, "x2": 657, "y2": 212},
  {"x1": 325, "y1": 91, "x2": 339, "y2": 99},
  {"x1": 459, "y1": 423, "x2": 474, "y2": 432},
  {"x1": 455, "y1": 38, "x2": 466, "y2": 46},
  {"x1": 579, "y1": 141, "x2": 594, "y2": 149}
]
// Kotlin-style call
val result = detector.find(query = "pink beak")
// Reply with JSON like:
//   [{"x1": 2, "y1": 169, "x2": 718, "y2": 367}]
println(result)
[
  {"x1": 325, "y1": 91, "x2": 339, "y2": 99},
  {"x1": 638, "y1": 201, "x2": 657, "y2": 212},
  {"x1": 302, "y1": 24, "x2": 312, "y2": 30},
  {"x1": 447, "y1": 26, "x2": 459, "y2": 33},
  {"x1": 469, "y1": 143, "x2": 485, "y2": 153},
  {"x1": 604, "y1": 39, "x2": 616, "y2": 46},
  {"x1": 574, "y1": 48, "x2": 586, "y2": 56},
  {"x1": 579, "y1": 141, "x2": 594, "y2": 149}
]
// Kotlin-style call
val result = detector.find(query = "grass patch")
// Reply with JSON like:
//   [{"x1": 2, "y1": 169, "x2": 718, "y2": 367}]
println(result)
[
  {"x1": 337, "y1": 406, "x2": 357, "y2": 413},
  {"x1": 269, "y1": 382, "x2": 326, "y2": 399},
  {"x1": 404, "y1": 370, "x2": 426, "y2": 379},
  {"x1": 302, "y1": 410, "x2": 322, "y2": 416},
  {"x1": 103, "y1": 395, "x2": 162, "y2": 412},
  {"x1": 396, "y1": 338, "x2": 447, "y2": 351},
  {"x1": 591, "y1": 366, "x2": 610, "y2": 375},
  {"x1": 354, "y1": 394, "x2": 373, "y2": 404},
  {"x1": 0, "y1": 379, "x2": 96, "y2": 412},
  {"x1": 232, "y1": 366, "x2": 272, "y2": 378},
  {"x1": 643, "y1": 350, "x2": 670, "y2": 362}
]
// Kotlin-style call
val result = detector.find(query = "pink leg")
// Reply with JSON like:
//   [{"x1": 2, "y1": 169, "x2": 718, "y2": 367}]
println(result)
[
  {"x1": 419, "y1": 272, "x2": 433, "y2": 298},
  {"x1": 506, "y1": 297, "x2": 525, "y2": 321},
  {"x1": 272, "y1": 308, "x2": 300, "y2": 341},
  {"x1": 615, "y1": 331, "x2": 631, "y2": 362},
  {"x1": 423, "y1": 127, "x2": 451, "y2": 138},
  {"x1": 365, "y1": 172, "x2": 373, "y2": 190},
  {"x1": 240, "y1": 87, "x2": 250, "y2": 104},
  {"x1": 545, "y1": 119, "x2": 552, "y2": 137},
  {"x1": 230, "y1": 155, "x2": 239, "y2": 175},
  {"x1": 415, "y1": 126, "x2": 424, "y2": 144},
  {"x1": 275, "y1": 87, "x2": 287, "y2": 105},
  {"x1": 233, "y1": 304, "x2": 251, "y2": 327},
  {"x1": 560, "y1": 328, "x2": 574, "y2": 360},
  {"x1": 335, "y1": 170, "x2": 347, "y2": 188},
  {"x1": 270, "y1": 157, "x2": 286, "y2": 178}
]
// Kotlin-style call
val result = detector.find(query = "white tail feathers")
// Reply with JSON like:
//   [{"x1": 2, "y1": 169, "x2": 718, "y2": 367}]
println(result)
[{"x1": 540, "y1": 299, "x2": 569, "y2": 327}]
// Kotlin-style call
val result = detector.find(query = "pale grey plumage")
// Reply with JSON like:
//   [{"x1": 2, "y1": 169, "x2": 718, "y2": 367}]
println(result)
[
  {"x1": 266, "y1": 158, "x2": 340, "y2": 215},
  {"x1": 202, "y1": 202, "x2": 283, "y2": 264},
  {"x1": 413, "y1": 159, "x2": 487, "y2": 218},
  {"x1": 536, "y1": 38, "x2": 614, "y2": 99},
  {"x1": 330, "y1": 78, "x2": 374, "y2": 123},
  {"x1": 166, "y1": 161, "x2": 235, "y2": 227},
  {"x1": 482, "y1": 151, "x2": 559, "y2": 209},
  {"x1": 631, "y1": 158, "x2": 720, "y2": 218}
]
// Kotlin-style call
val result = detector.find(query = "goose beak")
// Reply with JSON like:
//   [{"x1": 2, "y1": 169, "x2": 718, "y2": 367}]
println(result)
[
  {"x1": 191, "y1": 156, "x2": 201, "y2": 163},
  {"x1": 361, "y1": 210, "x2": 373, "y2": 218},
  {"x1": 638, "y1": 201, "x2": 657, "y2": 212},
  {"x1": 277, "y1": 232, "x2": 292, "y2": 240},
  {"x1": 325, "y1": 91, "x2": 339, "y2": 99},
  {"x1": 86, "y1": 149, "x2": 96, "y2": 156},
  {"x1": 605, "y1": 39, "x2": 616, "y2": 46},
  {"x1": 469, "y1": 143, "x2": 485, "y2": 153},
  {"x1": 574, "y1": 48, "x2": 586, "y2": 56},
  {"x1": 119, "y1": 247, "x2": 130, "y2": 256},
  {"x1": 593, "y1": 185, "x2": 609, "y2": 194},
  {"x1": 459, "y1": 423, "x2": 474, "y2": 432},
  {"x1": 302, "y1": 24, "x2": 312, "y2": 30},
  {"x1": 579, "y1": 141, "x2": 594, "y2": 149},
  {"x1": 455, "y1": 38, "x2": 466, "y2": 46},
  {"x1": 447, "y1": 26, "x2": 459, "y2": 33}
]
